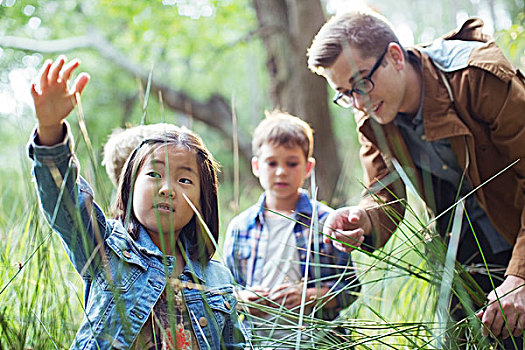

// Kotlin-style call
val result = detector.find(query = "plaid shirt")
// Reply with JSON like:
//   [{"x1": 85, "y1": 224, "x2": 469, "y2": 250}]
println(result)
[{"x1": 223, "y1": 191, "x2": 358, "y2": 314}]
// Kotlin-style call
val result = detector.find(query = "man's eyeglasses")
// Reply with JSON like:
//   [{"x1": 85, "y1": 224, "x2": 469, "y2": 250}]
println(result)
[{"x1": 333, "y1": 45, "x2": 390, "y2": 109}]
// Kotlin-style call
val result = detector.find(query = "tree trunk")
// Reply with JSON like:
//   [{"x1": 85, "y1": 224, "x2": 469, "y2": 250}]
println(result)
[{"x1": 253, "y1": 0, "x2": 340, "y2": 202}]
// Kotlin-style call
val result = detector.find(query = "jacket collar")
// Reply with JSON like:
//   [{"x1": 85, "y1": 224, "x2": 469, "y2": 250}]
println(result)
[
  {"x1": 182, "y1": 258, "x2": 206, "y2": 283},
  {"x1": 135, "y1": 225, "x2": 206, "y2": 283},
  {"x1": 135, "y1": 225, "x2": 164, "y2": 258},
  {"x1": 251, "y1": 189, "x2": 313, "y2": 224},
  {"x1": 409, "y1": 48, "x2": 471, "y2": 142},
  {"x1": 358, "y1": 18, "x2": 510, "y2": 143}
]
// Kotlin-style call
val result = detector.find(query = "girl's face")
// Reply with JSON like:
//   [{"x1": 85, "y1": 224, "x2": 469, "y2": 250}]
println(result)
[{"x1": 132, "y1": 145, "x2": 201, "y2": 244}]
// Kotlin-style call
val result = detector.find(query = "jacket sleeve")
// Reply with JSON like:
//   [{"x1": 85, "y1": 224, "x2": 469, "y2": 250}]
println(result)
[
  {"x1": 29, "y1": 122, "x2": 107, "y2": 278},
  {"x1": 356, "y1": 117, "x2": 407, "y2": 250},
  {"x1": 222, "y1": 217, "x2": 245, "y2": 286},
  {"x1": 222, "y1": 271, "x2": 249, "y2": 349},
  {"x1": 457, "y1": 65, "x2": 525, "y2": 278}
]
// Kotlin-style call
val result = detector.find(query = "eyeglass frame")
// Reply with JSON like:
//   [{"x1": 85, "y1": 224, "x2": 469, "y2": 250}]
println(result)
[{"x1": 332, "y1": 44, "x2": 391, "y2": 108}]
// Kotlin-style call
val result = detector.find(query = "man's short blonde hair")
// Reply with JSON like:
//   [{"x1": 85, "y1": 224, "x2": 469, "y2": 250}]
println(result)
[
  {"x1": 102, "y1": 123, "x2": 181, "y2": 186},
  {"x1": 252, "y1": 110, "x2": 314, "y2": 159}
]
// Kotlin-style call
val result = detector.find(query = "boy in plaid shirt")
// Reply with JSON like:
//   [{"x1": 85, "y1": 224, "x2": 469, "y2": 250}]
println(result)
[{"x1": 223, "y1": 110, "x2": 358, "y2": 347}]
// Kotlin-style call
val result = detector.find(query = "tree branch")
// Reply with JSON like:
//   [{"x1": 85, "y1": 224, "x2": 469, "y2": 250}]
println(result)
[{"x1": 0, "y1": 33, "x2": 252, "y2": 162}]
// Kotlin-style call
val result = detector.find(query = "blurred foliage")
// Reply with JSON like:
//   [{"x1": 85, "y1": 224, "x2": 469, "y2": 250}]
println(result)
[
  {"x1": 0, "y1": 0, "x2": 524, "y2": 347},
  {"x1": 0, "y1": 0, "x2": 269, "y2": 230},
  {"x1": 495, "y1": 12, "x2": 525, "y2": 68}
]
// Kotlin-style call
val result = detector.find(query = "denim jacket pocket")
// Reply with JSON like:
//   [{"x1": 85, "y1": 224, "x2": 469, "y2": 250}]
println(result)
[
  {"x1": 95, "y1": 236, "x2": 147, "y2": 292},
  {"x1": 185, "y1": 286, "x2": 236, "y2": 330},
  {"x1": 205, "y1": 289, "x2": 236, "y2": 330}
]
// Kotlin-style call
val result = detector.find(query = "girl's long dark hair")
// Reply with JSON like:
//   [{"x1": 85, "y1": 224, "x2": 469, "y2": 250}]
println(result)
[{"x1": 113, "y1": 128, "x2": 220, "y2": 261}]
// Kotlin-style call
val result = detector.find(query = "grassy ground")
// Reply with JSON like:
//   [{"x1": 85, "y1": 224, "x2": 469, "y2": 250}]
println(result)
[{"x1": 0, "y1": 125, "x2": 516, "y2": 350}]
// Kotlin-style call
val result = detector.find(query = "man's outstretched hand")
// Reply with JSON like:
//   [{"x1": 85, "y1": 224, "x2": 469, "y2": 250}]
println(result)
[{"x1": 323, "y1": 206, "x2": 371, "y2": 253}]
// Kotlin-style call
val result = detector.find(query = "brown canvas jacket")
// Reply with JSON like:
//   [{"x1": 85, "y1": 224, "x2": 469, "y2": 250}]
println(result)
[{"x1": 355, "y1": 19, "x2": 525, "y2": 278}]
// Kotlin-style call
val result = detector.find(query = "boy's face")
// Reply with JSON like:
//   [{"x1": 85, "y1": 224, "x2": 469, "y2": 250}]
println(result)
[{"x1": 252, "y1": 142, "x2": 314, "y2": 204}]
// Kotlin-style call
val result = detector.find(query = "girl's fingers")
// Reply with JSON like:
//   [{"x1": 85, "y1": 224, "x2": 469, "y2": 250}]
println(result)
[
  {"x1": 39, "y1": 59, "x2": 52, "y2": 90},
  {"x1": 30, "y1": 83, "x2": 39, "y2": 99},
  {"x1": 70, "y1": 72, "x2": 90, "y2": 97},
  {"x1": 60, "y1": 59, "x2": 80, "y2": 83},
  {"x1": 49, "y1": 56, "x2": 66, "y2": 83}
]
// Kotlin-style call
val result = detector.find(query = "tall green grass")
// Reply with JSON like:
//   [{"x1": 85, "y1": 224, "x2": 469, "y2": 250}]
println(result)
[
  {"x1": 0, "y1": 124, "x2": 514, "y2": 350},
  {"x1": 236, "y1": 187, "x2": 499, "y2": 349},
  {"x1": 0, "y1": 162, "x2": 84, "y2": 349},
  {"x1": 0, "y1": 85, "x2": 520, "y2": 350}
]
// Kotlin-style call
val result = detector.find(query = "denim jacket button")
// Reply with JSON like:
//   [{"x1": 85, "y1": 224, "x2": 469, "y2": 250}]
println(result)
[
  {"x1": 122, "y1": 250, "x2": 131, "y2": 259},
  {"x1": 198, "y1": 317, "x2": 208, "y2": 327}
]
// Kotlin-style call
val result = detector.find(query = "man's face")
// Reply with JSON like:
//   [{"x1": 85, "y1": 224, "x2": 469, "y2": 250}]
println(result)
[
  {"x1": 324, "y1": 44, "x2": 408, "y2": 125},
  {"x1": 252, "y1": 143, "x2": 313, "y2": 206}
]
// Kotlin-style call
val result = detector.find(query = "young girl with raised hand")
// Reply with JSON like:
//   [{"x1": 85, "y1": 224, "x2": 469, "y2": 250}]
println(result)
[{"x1": 29, "y1": 56, "x2": 246, "y2": 350}]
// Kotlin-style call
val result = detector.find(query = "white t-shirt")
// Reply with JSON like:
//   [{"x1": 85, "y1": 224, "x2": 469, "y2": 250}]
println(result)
[
  {"x1": 251, "y1": 215, "x2": 309, "y2": 349},
  {"x1": 252, "y1": 215, "x2": 301, "y2": 289}
]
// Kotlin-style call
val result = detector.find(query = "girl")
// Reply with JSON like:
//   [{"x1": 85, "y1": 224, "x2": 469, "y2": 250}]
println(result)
[{"x1": 29, "y1": 56, "x2": 246, "y2": 349}]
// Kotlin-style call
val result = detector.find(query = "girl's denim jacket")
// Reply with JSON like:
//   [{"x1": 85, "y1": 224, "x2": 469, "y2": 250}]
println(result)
[{"x1": 28, "y1": 125, "x2": 246, "y2": 350}]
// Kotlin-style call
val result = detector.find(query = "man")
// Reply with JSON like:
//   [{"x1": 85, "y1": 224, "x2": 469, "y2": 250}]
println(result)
[{"x1": 307, "y1": 10, "x2": 524, "y2": 347}]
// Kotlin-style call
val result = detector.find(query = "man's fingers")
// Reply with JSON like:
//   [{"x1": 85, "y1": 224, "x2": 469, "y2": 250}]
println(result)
[
  {"x1": 348, "y1": 213, "x2": 359, "y2": 225},
  {"x1": 501, "y1": 311, "x2": 517, "y2": 339},
  {"x1": 332, "y1": 229, "x2": 364, "y2": 246},
  {"x1": 332, "y1": 233, "x2": 363, "y2": 253},
  {"x1": 487, "y1": 305, "x2": 506, "y2": 337},
  {"x1": 482, "y1": 306, "x2": 497, "y2": 337},
  {"x1": 513, "y1": 314, "x2": 525, "y2": 337}
]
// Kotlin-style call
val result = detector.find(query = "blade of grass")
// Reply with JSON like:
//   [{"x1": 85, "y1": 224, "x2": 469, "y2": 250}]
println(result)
[
  {"x1": 295, "y1": 170, "x2": 318, "y2": 350},
  {"x1": 435, "y1": 200, "x2": 464, "y2": 348},
  {"x1": 231, "y1": 93, "x2": 240, "y2": 214}
]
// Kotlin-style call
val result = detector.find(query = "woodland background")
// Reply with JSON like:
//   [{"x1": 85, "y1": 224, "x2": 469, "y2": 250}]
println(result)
[{"x1": 0, "y1": 0, "x2": 523, "y2": 349}]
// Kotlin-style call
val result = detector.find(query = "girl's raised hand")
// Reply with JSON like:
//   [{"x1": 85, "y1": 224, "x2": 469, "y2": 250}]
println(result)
[{"x1": 31, "y1": 55, "x2": 90, "y2": 145}]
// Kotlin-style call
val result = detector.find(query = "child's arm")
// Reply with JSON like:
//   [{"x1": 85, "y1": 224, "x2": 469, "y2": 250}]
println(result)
[
  {"x1": 31, "y1": 56, "x2": 89, "y2": 146},
  {"x1": 29, "y1": 56, "x2": 106, "y2": 277}
]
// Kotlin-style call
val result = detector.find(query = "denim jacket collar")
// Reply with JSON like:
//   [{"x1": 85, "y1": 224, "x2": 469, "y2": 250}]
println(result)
[
  {"x1": 135, "y1": 225, "x2": 164, "y2": 258},
  {"x1": 135, "y1": 226, "x2": 206, "y2": 283}
]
